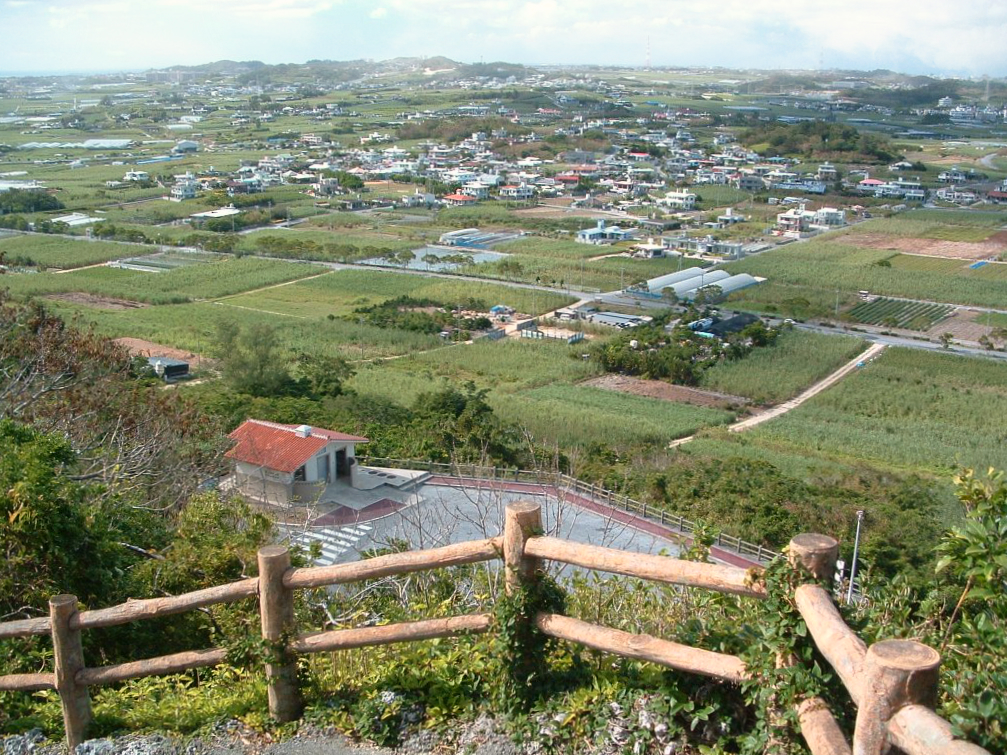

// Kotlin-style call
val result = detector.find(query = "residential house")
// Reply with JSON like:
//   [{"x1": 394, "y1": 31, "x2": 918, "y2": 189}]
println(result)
[
  {"x1": 576, "y1": 219, "x2": 637, "y2": 244},
  {"x1": 442, "y1": 193, "x2": 479, "y2": 207},
  {"x1": 499, "y1": 183, "x2": 535, "y2": 200},
  {"x1": 658, "y1": 189, "x2": 697, "y2": 210},
  {"x1": 170, "y1": 172, "x2": 198, "y2": 201}
]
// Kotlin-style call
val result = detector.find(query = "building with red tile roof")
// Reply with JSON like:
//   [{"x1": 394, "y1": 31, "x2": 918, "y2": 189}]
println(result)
[{"x1": 226, "y1": 419, "x2": 368, "y2": 506}]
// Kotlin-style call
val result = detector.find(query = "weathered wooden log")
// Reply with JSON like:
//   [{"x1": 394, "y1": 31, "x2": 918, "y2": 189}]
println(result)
[
  {"x1": 76, "y1": 648, "x2": 228, "y2": 687},
  {"x1": 0, "y1": 673, "x2": 56, "y2": 692},
  {"x1": 75, "y1": 578, "x2": 258, "y2": 630},
  {"x1": 50, "y1": 595, "x2": 91, "y2": 751},
  {"x1": 503, "y1": 502, "x2": 541, "y2": 594},
  {"x1": 290, "y1": 614, "x2": 493, "y2": 654},
  {"x1": 887, "y1": 704, "x2": 991, "y2": 755},
  {"x1": 258, "y1": 546, "x2": 302, "y2": 722},
  {"x1": 852, "y1": 640, "x2": 940, "y2": 755},
  {"x1": 794, "y1": 584, "x2": 866, "y2": 702},
  {"x1": 798, "y1": 697, "x2": 852, "y2": 755},
  {"x1": 789, "y1": 533, "x2": 839, "y2": 581},
  {"x1": 0, "y1": 616, "x2": 51, "y2": 639},
  {"x1": 535, "y1": 612, "x2": 747, "y2": 683},
  {"x1": 284, "y1": 537, "x2": 502, "y2": 590},
  {"x1": 524, "y1": 536, "x2": 764, "y2": 598}
]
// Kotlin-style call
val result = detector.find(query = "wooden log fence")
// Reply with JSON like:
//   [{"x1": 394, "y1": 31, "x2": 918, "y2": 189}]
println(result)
[{"x1": 0, "y1": 503, "x2": 988, "y2": 755}]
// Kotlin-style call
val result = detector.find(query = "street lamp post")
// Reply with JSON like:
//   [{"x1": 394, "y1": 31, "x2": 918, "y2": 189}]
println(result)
[{"x1": 847, "y1": 509, "x2": 865, "y2": 604}]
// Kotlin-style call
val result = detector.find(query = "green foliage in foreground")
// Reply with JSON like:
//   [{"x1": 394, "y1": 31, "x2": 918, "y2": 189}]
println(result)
[{"x1": 3, "y1": 470, "x2": 1003, "y2": 753}]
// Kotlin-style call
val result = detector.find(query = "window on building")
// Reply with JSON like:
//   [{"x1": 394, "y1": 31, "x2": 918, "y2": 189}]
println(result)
[{"x1": 294, "y1": 465, "x2": 306, "y2": 482}]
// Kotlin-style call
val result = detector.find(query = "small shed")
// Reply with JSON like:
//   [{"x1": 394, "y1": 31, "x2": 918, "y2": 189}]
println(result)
[{"x1": 148, "y1": 357, "x2": 189, "y2": 381}]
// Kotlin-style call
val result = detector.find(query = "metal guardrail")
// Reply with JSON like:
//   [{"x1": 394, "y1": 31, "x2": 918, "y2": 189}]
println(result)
[{"x1": 359, "y1": 457, "x2": 781, "y2": 565}]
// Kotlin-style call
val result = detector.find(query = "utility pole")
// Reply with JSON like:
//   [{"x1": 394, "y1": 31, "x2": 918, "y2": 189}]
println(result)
[{"x1": 847, "y1": 510, "x2": 865, "y2": 604}]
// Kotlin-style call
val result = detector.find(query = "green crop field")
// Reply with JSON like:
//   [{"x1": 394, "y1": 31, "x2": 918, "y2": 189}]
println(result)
[
  {"x1": 1, "y1": 257, "x2": 324, "y2": 304},
  {"x1": 846, "y1": 298, "x2": 954, "y2": 330},
  {"x1": 840, "y1": 218, "x2": 999, "y2": 242},
  {"x1": 496, "y1": 384, "x2": 735, "y2": 447},
  {"x1": 45, "y1": 299, "x2": 445, "y2": 362},
  {"x1": 726, "y1": 239, "x2": 1007, "y2": 308},
  {"x1": 497, "y1": 237, "x2": 607, "y2": 260},
  {"x1": 699, "y1": 330, "x2": 866, "y2": 404},
  {"x1": 223, "y1": 269, "x2": 576, "y2": 318},
  {"x1": 348, "y1": 338, "x2": 600, "y2": 407},
  {"x1": 0, "y1": 235, "x2": 140, "y2": 269},
  {"x1": 888, "y1": 256, "x2": 964, "y2": 273},
  {"x1": 738, "y1": 347, "x2": 1007, "y2": 475}
]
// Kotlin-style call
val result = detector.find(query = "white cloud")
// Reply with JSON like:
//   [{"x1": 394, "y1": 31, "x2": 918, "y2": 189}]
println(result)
[{"x1": 4, "y1": 0, "x2": 1007, "y2": 75}]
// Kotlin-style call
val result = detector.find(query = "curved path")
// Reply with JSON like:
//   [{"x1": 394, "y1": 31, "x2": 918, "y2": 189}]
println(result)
[{"x1": 669, "y1": 342, "x2": 886, "y2": 448}]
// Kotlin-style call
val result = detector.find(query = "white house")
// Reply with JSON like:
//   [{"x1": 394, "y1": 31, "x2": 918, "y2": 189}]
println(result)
[
  {"x1": 499, "y1": 183, "x2": 535, "y2": 200},
  {"x1": 170, "y1": 172, "x2": 198, "y2": 201},
  {"x1": 658, "y1": 189, "x2": 697, "y2": 210},
  {"x1": 225, "y1": 419, "x2": 368, "y2": 506}
]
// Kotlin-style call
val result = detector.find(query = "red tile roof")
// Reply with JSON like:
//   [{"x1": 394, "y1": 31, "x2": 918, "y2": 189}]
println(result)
[{"x1": 225, "y1": 419, "x2": 367, "y2": 473}]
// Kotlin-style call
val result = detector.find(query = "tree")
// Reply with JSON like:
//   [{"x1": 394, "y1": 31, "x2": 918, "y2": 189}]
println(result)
[
  {"x1": 294, "y1": 353, "x2": 354, "y2": 399},
  {"x1": 0, "y1": 296, "x2": 220, "y2": 510},
  {"x1": 214, "y1": 321, "x2": 293, "y2": 397},
  {"x1": 939, "y1": 332, "x2": 954, "y2": 349}
]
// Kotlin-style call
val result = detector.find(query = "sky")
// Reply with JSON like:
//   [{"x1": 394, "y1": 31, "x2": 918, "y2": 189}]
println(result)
[{"x1": 1, "y1": 0, "x2": 1006, "y2": 77}]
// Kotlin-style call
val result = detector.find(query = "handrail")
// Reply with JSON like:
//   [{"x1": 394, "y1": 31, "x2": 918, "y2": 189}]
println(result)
[
  {"x1": 360, "y1": 456, "x2": 783, "y2": 566},
  {"x1": 0, "y1": 504, "x2": 988, "y2": 755}
]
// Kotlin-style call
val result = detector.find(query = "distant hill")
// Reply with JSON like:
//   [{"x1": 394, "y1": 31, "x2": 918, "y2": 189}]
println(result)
[{"x1": 144, "y1": 57, "x2": 534, "y2": 85}]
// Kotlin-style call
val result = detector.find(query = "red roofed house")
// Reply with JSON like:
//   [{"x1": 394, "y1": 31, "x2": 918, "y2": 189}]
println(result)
[
  {"x1": 442, "y1": 193, "x2": 478, "y2": 207},
  {"x1": 226, "y1": 419, "x2": 368, "y2": 506}
]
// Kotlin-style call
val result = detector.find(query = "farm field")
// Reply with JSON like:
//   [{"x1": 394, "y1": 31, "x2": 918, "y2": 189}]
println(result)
[
  {"x1": 45, "y1": 299, "x2": 445, "y2": 362},
  {"x1": 846, "y1": 297, "x2": 954, "y2": 331},
  {"x1": 0, "y1": 234, "x2": 140, "y2": 269},
  {"x1": 0, "y1": 257, "x2": 325, "y2": 304},
  {"x1": 347, "y1": 338, "x2": 601, "y2": 407},
  {"x1": 731, "y1": 347, "x2": 1007, "y2": 475},
  {"x1": 223, "y1": 269, "x2": 576, "y2": 319},
  {"x1": 727, "y1": 238, "x2": 1007, "y2": 309},
  {"x1": 497, "y1": 383, "x2": 735, "y2": 447},
  {"x1": 699, "y1": 330, "x2": 865, "y2": 404}
]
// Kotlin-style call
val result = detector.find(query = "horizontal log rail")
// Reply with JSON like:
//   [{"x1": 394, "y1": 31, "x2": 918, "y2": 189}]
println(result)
[
  {"x1": 284, "y1": 537, "x2": 502, "y2": 590},
  {"x1": 76, "y1": 579, "x2": 259, "y2": 631},
  {"x1": 0, "y1": 503, "x2": 988, "y2": 755},
  {"x1": 290, "y1": 614, "x2": 493, "y2": 654},
  {"x1": 536, "y1": 612, "x2": 748, "y2": 684},
  {"x1": 77, "y1": 648, "x2": 229, "y2": 687},
  {"x1": 0, "y1": 672, "x2": 56, "y2": 692},
  {"x1": 525, "y1": 536, "x2": 765, "y2": 598}
]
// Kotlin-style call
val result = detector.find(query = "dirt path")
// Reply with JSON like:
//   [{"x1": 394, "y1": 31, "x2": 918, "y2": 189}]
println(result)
[
  {"x1": 53, "y1": 261, "x2": 116, "y2": 274},
  {"x1": 213, "y1": 270, "x2": 334, "y2": 301},
  {"x1": 213, "y1": 301, "x2": 310, "y2": 319},
  {"x1": 669, "y1": 343, "x2": 886, "y2": 447},
  {"x1": 727, "y1": 343, "x2": 886, "y2": 433}
]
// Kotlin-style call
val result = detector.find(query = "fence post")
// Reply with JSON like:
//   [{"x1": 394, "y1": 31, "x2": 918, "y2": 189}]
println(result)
[
  {"x1": 258, "y1": 546, "x2": 302, "y2": 722},
  {"x1": 788, "y1": 533, "x2": 839, "y2": 581},
  {"x1": 50, "y1": 595, "x2": 92, "y2": 751},
  {"x1": 503, "y1": 502, "x2": 542, "y2": 594},
  {"x1": 852, "y1": 640, "x2": 940, "y2": 755}
]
